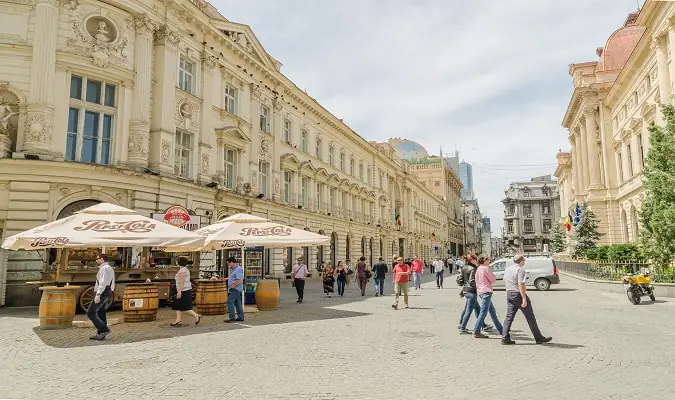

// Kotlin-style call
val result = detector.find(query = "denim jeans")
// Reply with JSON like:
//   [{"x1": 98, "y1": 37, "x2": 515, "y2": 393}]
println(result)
[
  {"x1": 86, "y1": 294, "x2": 110, "y2": 334},
  {"x1": 473, "y1": 292, "x2": 503, "y2": 334},
  {"x1": 337, "y1": 278, "x2": 346, "y2": 296},
  {"x1": 435, "y1": 271, "x2": 444, "y2": 287},
  {"x1": 413, "y1": 272, "x2": 422, "y2": 289},
  {"x1": 374, "y1": 277, "x2": 385, "y2": 295},
  {"x1": 459, "y1": 292, "x2": 478, "y2": 330},
  {"x1": 227, "y1": 289, "x2": 244, "y2": 321}
]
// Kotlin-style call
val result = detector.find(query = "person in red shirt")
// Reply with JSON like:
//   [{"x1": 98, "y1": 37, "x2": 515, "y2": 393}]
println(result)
[
  {"x1": 391, "y1": 257, "x2": 411, "y2": 310},
  {"x1": 411, "y1": 257, "x2": 424, "y2": 290}
]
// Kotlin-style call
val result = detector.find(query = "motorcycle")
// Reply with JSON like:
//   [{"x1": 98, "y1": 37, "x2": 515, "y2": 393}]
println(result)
[{"x1": 622, "y1": 271, "x2": 655, "y2": 305}]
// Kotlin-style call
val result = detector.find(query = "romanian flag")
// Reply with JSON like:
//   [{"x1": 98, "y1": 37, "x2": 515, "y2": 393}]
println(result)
[
  {"x1": 565, "y1": 212, "x2": 572, "y2": 232},
  {"x1": 395, "y1": 209, "x2": 402, "y2": 226}
]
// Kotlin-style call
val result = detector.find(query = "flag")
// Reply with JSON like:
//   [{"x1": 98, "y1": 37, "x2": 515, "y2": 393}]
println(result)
[
  {"x1": 395, "y1": 209, "x2": 402, "y2": 226},
  {"x1": 565, "y1": 212, "x2": 572, "y2": 232},
  {"x1": 573, "y1": 203, "x2": 582, "y2": 226}
]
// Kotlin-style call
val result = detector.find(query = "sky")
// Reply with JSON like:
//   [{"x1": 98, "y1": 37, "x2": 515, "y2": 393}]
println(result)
[{"x1": 212, "y1": 0, "x2": 642, "y2": 234}]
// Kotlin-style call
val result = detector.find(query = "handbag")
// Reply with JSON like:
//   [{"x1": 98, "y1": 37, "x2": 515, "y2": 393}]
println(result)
[{"x1": 365, "y1": 270, "x2": 372, "y2": 279}]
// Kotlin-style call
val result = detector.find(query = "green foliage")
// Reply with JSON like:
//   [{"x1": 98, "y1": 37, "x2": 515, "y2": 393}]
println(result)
[
  {"x1": 572, "y1": 202, "x2": 602, "y2": 259},
  {"x1": 639, "y1": 105, "x2": 675, "y2": 267},
  {"x1": 585, "y1": 246, "x2": 608, "y2": 260},
  {"x1": 549, "y1": 222, "x2": 567, "y2": 253},
  {"x1": 584, "y1": 244, "x2": 640, "y2": 261}
]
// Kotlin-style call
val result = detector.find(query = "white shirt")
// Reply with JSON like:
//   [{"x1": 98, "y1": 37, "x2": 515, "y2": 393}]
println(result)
[
  {"x1": 433, "y1": 260, "x2": 445, "y2": 273},
  {"x1": 94, "y1": 262, "x2": 115, "y2": 295},
  {"x1": 292, "y1": 263, "x2": 308, "y2": 279}
]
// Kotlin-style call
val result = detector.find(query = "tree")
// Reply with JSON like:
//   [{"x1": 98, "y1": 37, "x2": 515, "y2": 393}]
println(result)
[
  {"x1": 549, "y1": 222, "x2": 567, "y2": 253},
  {"x1": 640, "y1": 105, "x2": 675, "y2": 267},
  {"x1": 572, "y1": 202, "x2": 602, "y2": 259}
]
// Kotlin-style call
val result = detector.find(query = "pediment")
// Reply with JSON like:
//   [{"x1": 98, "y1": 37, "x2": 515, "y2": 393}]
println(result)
[
  {"x1": 300, "y1": 160, "x2": 317, "y2": 171},
  {"x1": 211, "y1": 20, "x2": 280, "y2": 71},
  {"x1": 280, "y1": 153, "x2": 302, "y2": 165},
  {"x1": 328, "y1": 173, "x2": 341, "y2": 184},
  {"x1": 215, "y1": 125, "x2": 250, "y2": 149},
  {"x1": 316, "y1": 168, "x2": 330, "y2": 179}
]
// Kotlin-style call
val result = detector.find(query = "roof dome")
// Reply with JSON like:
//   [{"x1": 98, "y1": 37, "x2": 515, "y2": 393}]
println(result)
[
  {"x1": 388, "y1": 138, "x2": 429, "y2": 159},
  {"x1": 595, "y1": 12, "x2": 645, "y2": 72}
]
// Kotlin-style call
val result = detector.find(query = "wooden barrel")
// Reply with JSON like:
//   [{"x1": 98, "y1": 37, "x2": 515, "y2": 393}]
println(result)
[
  {"x1": 122, "y1": 283, "x2": 159, "y2": 323},
  {"x1": 195, "y1": 279, "x2": 228, "y2": 315},
  {"x1": 38, "y1": 286, "x2": 79, "y2": 329},
  {"x1": 255, "y1": 279, "x2": 280, "y2": 310}
]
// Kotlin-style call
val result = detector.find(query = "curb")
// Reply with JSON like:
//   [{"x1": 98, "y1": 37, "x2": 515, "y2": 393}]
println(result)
[{"x1": 560, "y1": 271, "x2": 675, "y2": 298}]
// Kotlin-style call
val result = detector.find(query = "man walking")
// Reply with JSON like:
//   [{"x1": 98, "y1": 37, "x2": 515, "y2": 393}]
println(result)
[
  {"x1": 391, "y1": 257, "x2": 410, "y2": 310},
  {"x1": 433, "y1": 257, "x2": 445, "y2": 288},
  {"x1": 87, "y1": 254, "x2": 115, "y2": 340},
  {"x1": 501, "y1": 254, "x2": 552, "y2": 345},
  {"x1": 225, "y1": 257, "x2": 245, "y2": 322},
  {"x1": 291, "y1": 256, "x2": 308, "y2": 303},
  {"x1": 411, "y1": 257, "x2": 423, "y2": 290},
  {"x1": 372, "y1": 257, "x2": 388, "y2": 296}
]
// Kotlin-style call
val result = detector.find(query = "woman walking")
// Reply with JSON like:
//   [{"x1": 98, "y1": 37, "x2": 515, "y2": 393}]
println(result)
[
  {"x1": 335, "y1": 261, "x2": 348, "y2": 297},
  {"x1": 323, "y1": 262, "x2": 336, "y2": 298},
  {"x1": 356, "y1": 256, "x2": 369, "y2": 296},
  {"x1": 171, "y1": 257, "x2": 201, "y2": 327},
  {"x1": 473, "y1": 256, "x2": 503, "y2": 338}
]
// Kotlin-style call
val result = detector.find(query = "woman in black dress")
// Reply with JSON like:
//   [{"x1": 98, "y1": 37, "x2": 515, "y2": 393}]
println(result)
[
  {"x1": 322, "y1": 262, "x2": 335, "y2": 298},
  {"x1": 170, "y1": 257, "x2": 201, "y2": 327}
]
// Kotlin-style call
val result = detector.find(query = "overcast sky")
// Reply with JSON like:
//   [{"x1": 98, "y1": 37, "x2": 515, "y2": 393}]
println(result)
[{"x1": 213, "y1": 0, "x2": 641, "y2": 234}]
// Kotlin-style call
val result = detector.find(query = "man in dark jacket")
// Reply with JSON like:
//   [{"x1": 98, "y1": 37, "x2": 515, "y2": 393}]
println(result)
[
  {"x1": 372, "y1": 257, "x2": 388, "y2": 296},
  {"x1": 458, "y1": 255, "x2": 489, "y2": 333}
]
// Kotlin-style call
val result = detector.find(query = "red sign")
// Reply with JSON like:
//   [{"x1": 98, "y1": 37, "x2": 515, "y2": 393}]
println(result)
[{"x1": 163, "y1": 206, "x2": 191, "y2": 228}]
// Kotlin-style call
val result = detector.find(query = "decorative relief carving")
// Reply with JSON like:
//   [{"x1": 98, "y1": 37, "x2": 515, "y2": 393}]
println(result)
[
  {"x1": 0, "y1": 91, "x2": 20, "y2": 137},
  {"x1": 115, "y1": 192, "x2": 124, "y2": 202},
  {"x1": 201, "y1": 153, "x2": 209, "y2": 174},
  {"x1": 250, "y1": 83, "x2": 261, "y2": 100},
  {"x1": 67, "y1": 13, "x2": 129, "y2": 68},
  {"x1": 134, "y1": 14, "x2": 155, "y2": 37},
  {"x1": 202, "y1": 53, "x2": 218, "y2": 71},
  {"x1": 154, "y1": 25, "x2": 180, "y2": 48},
  {"x1": 161, "y1": 139, "x2": 171, "y2": 163},
  {"x1": 260, "y1": 138, "x2": 269, "y2": 159},
  {"x1": 224, "y1": 30, "x2": 262, "y2": 62},
  {"x1": 24, "y1": 113, "x2": 52, "y2": 143},
  {"x1": 128, "y1": 121, "x2": 149, "y2": 158},
  {"x1": 62, "y1": 0, "x2": 79, "y2": 10}
]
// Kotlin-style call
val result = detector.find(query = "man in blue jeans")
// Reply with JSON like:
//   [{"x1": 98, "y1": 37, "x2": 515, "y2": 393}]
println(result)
[
  {"x1": 225, "y1": 256, "x2": 244, "y2": 323},
  {"x1": 372, "y1": 257, "x2": 388, "y2": 296}
]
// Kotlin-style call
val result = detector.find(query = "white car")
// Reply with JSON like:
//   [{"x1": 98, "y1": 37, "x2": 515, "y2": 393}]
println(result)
[{"x1": 490, "y1": 256, "x2": 560, "y2": 291}]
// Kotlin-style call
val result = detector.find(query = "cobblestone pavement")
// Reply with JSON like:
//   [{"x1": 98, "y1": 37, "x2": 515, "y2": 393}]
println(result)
[{"x1": 1, "y1": 273, "x2": 674, "y2": 400}]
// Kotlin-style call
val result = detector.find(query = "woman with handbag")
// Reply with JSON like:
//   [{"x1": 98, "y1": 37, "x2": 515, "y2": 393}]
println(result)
[
  {"x1": 170, "y1": 256, "x2": 201, "y2": 327},
  {"x1": 322, "y1": 262, "x2": 336, "y2": 298},
  {"x1": 356, "y1": 256, "x2": 369, "y2": 296}
]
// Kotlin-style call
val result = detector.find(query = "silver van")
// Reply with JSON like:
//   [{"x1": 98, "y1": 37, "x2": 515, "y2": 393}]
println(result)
[{"x1": 490, "y1": 256, "x2": 560, "y2": 291}]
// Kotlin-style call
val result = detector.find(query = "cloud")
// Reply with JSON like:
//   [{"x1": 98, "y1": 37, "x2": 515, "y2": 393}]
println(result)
[{"x1": 212, "y1": 0, "x2": 642, "y2": 233}]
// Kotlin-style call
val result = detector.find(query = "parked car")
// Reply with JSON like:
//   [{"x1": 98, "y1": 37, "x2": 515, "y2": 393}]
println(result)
[{"x1": 490, "y1": 256, "x2": 560, "y2": 291}]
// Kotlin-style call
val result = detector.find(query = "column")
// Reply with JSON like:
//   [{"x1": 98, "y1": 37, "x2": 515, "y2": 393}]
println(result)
[
  {"x1": 570, "y1": 134, "x2": 582, "y2": 198},
  {"x1": 632, "y1": 130, "x2": 643, "y2": 175},
  {"x1": 667, "y1": 25, "x2": 675, "y2": 103},
  {"x1": 22, "y1": 0, "x2": 59, "y2": 154},
  {"x1": 271, "y1": 97, "x2": 283, "y2": 202},
  {"x1": 620, "y1": 141, "x2": 629, "y2": 183},
  {"x1": 578, "y1": 123, "x2": 590, "y2": 193},
  {"x1": 127, "y1": 15, "x2": 155, "y2": 168},
  {"x1": 149, "y1": 25, "x2": 180, "y2": 174},
  {"x1": 584, "y1": 107, "x2": 602, "y2": 189},
  {"x1": 653, "y1": 34, "x2": 670, "y2": 111}
]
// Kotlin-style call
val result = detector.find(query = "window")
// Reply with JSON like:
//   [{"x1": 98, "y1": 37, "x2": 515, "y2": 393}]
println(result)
[
  {"x1": 67, "y1": 75, "x2": 116, "y2": 164},
  {"x1": 626, "y1": 144, "x2": 634, "y2": 177},
  {"x1": 317, "y1": 183, "x2": 323, "y2": 209},
  {"x1": 301, "y1": 129, "x2": 308, "y2": 152},
  {"x1": 637, "y1": 134, "x2": 644, "y2": 168},
  {"x1": 507, "y1": 221, "x2": 513, "y2": 233},
  {"x1": 359, "y1": 163, "x2": 364, "y2": 181},
  {"x1": 330, "y1": 188, "x2": 336, "y2": 212},
  {"x1": 340, "y1": 152, "x2": 345, "y2": 171},
  {"x1": 522, "y1": 190, "x2": 530, "y2": 197},
  {"x1": 617, "y1": 151, "x2": 624, "y2": 183},
  {"x1": 491, "y1": 261, "x2": 506, "y2": 272},
  {"x1": 316, "y1": 137, "x2": 322, "y2": 160},
  {"x1": 224, "y1": 148, "x2": 237, "y2": 189},
  {"x1": 259, "y1": 161, "x2": 268, "y2": 196},
  {"x1": 260, "y1": 105, "x2": 270, "y2": 133},
  {"x1": 379, "y1": 172, "x2": 383, "y2": 189},
  {"x1": 523, "y1": 239, "x2": 536, "y2": 246},
  {"x1": 366, "y1": 167, "x2": 371, "y2": 185},
  {"x1": 542, "y1": 202, "x2": 550, "y2": 215},
  {"x1": 174, "y1": 130, "x2": 192, "y2": 178},
  {"x1": 328, "y1": 146, "x2": 334, "y2": 165},
  {"x1": 646, "y1": 75, "x2": 651, "y2": 91},
  {"x1": 543, "y1": 219, "x2": 551, "y2": 233},
  {"x1": 523, "y1": 204, "x2": 532, "y2": 216},
  {"x1": 524, "y1": 220, "x2": 533, "y2": 233},
  {"x1": 434, "y1": 180, "x2": 441, "y2": 187},
  {"x1": 350, "y1": 158, "x2": 355, "y2": 176},
  {"x1": 283, "y1": 119, "x2": 292, "y2": 143},
  {"x1": 178, "y1": 56, "x2": 195, "y2": 94},
  {"x1": 300, "y1": 177, "x2": 308, "y2": 207},
  {"x1": 225, "y1": 84, "x2": 237, "y2": 114},
  {"x1": 283, "y1": 171, "x2": 292, "y2": 204}
]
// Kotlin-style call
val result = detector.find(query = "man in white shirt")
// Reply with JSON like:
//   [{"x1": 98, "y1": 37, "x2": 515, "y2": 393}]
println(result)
[
  {"x1": 87, "y1": 254, "x2": 115, "y2": 341},
  {"x1": 433, "y1": 257, "x2": 445, "y2": 288},
  {"x1": 291, "y1": 257, "x2": 308, "y2": 303},
  {"x1": 345, "y1": 259, "x2": 354, "y2": 288}
]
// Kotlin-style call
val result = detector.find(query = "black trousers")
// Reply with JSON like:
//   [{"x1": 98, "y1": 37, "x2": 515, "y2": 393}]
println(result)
[
  {"x1": 435, "y1": 271, "x2": 444, "y2": 287},
  {"x1": 502, "y1": 291, "x2": 544, "y2": 341},
  {"x1": 294, "y1": 278, "x2": 305, "y2": 300},
  {"x1": 86, "y1": 294, "x2": 110, "y2": 334}
]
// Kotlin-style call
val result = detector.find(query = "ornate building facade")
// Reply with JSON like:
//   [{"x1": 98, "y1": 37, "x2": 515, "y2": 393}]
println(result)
[
  {"x1": 0, "y1": 0, "x2": 448, "y2": 305},
  {"x1": 556, "y1": 2, "x2": 675, "y2": 247}
]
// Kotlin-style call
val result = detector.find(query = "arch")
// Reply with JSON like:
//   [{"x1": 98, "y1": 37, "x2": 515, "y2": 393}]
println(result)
[
  {"x1": 345, "y1": 234, "x2": 351, "y2": 261},
  {"x1": 330, "y1": 232, "x2": 338, "y2": 266},
  {"x1": 380, "y1": 237, "x2": 384, "y2": 260},
  {"x1": 369, "y1": 237, "x2": 374, "y2": 266},
  {"x1": 630, "y1": 205, "x2": 639, "y2": 243},
  {"x1": 620, "y1": 208, "x2": 629, "y2": 242},
  {"x1": 56, "y1": 199, "x2": 102, "y2": 219},
  {"x1": 53, "y1": 192, "x2": 120, "y2": 220},
  {"x1": 361, "y1": 236, "x2": 366, "y2": 258},
  {"x1": 317, "y1": 229, "x2": 326, "y2": 267}
]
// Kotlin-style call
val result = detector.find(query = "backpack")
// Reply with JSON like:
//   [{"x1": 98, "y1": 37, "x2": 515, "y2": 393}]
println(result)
[{"x1": 455, "y1": 273, "x2": 465, "y2": 286}]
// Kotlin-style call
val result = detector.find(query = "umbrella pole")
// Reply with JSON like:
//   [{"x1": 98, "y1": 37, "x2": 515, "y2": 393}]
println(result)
[{"x1": 241, "y1": 247, "x2": 245, "y2": 307}]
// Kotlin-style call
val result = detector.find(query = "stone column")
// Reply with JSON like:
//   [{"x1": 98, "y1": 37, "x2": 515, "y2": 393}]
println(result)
[
  {"x1": 584, "y1": 107, "x2": 602, "y2": 189},
  {"x1": 271, "y1": 97, "x2": 283, "y2": 202},
  {"x1": 578, "y1": 122, "x2": 590, "y2": 193},
  {"x1": 667, "y1": 25, "x2": 675, "y2": 103},
  {"x1": 653, "y1": 34, "x2": 670, "y2": 107},
  {"x1": 620, "y1": 141, "x2": 629, "y2": 182},
  {"x1": 570, "y1": 134, "x2": 582, "y2": 198},
  {"x1": 22, "y1": 0, "x2": 59, "y2": 154},
  {"x1": 150, "y1": 25, "x2": 180, "y2": 175},
  {"x1": 127, "y1": 15, "x2": 155, "y2": 168}
]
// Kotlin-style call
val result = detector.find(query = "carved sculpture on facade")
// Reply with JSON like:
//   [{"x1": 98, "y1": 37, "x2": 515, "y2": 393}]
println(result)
[
  {"x1": 154, "y1": 25, "x2": 180, "y2": 49},
  {"x1": 260, "y1": 138, "x2": 269, "y2": 159},
  {"x1": 201, "y1": 153, "x2": 209, "y2": 174},
  {"x1": 24, "y1": 113, "x2": 52, "y2": 144},
  {"x1": 0, "y1": 93, "x2": 19, "y2": 136},
  {"x1": 161, "y1": 139, "x2": 171, "y2": 164},
  {"x1": 127, "y1": 121, "x2": 149, "y2": 158},
  {"x1": 67, "y1": 14, "x2": 129, "y2": 68}
]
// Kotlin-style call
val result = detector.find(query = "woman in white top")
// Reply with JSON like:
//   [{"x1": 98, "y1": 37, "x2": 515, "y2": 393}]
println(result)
[{"x1": 171, "y1": 257, "x2": 201, "y2": 327}]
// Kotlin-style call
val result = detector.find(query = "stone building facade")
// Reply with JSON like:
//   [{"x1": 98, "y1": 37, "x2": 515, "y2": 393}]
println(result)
[
  {"x1": 502, "y1": 175, "x2": 561, "y2": 254},
  {"x1": 556, "y1": 2, "x2": 675, "y2": 246},
  {"x1": 0, "y1": 0, "x2": 448, "y2": 305}
]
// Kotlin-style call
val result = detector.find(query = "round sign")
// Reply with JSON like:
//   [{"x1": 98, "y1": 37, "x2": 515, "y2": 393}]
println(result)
[{"x1": 163, "y1": 206, "x2": 191, "y2": 227}]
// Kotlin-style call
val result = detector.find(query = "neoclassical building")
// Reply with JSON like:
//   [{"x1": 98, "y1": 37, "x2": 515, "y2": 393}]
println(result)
[
  {"x1": 556, "y1": 4, "x2": 672, "y2": 247},
  {"x1": 0, "y1": 0, "x2": 449, "y2": 305}
]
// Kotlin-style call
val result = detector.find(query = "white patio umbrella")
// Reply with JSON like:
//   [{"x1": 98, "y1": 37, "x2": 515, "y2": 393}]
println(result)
[{"x1": 1, "y1": 203, "x2": 205, "y2": 251}]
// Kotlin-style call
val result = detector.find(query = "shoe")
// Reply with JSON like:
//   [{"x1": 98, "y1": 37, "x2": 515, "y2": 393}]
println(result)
[
  {"x1": 391, "y1": 304, "x2": 397, "y2": 310},
  {"x1": 483, "y1": 324, "x2": 494, "y2": 332},
  {"x1": 90, "y1": 332, "x2": 110, "y2": 341},
  {"x1": 195, "y1": 315, "x2": 201, "y2": 326},
  {"x1": 298, "y1": 299, "x2": 303, "y2": 303},
  {"x1": 375, "y1": 293, "x2": 379, "y2": 297},
  {"x1": 501, "y1": 338, "x2": 516, "y2": 345},
  {"x1": 236, "y1": 319, "x2": 245, "y2": 322},
  {"x1": 459, "y1": 329, "x2": 471, "y2": 335},
  {"x1": 405, "y1": 305, "x2": 409, "y2": 309},
  {"x1": 474, "y1": 332, "x2": 489, "y2": 339},
  {"x1": 224, "y1": 319, "x2": 235, "y2": 323},
  {"x1": 536, "y1": 337, "x2": 553, "y2": 344},
  {"x1": 170, "y1": 321, "x2": 183, "y2": 327},
  {"x1": 296, "y1": 299, "x2": 301, "y2": 303}
]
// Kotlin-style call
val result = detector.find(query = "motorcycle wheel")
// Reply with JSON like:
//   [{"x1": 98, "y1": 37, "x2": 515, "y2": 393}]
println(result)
[
  {"x1": 627, "y1": 289, "x2": 641, "y2": 305},
  {"x1": 650, "y1": 294, "x2": 656, "y2": 301}
]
